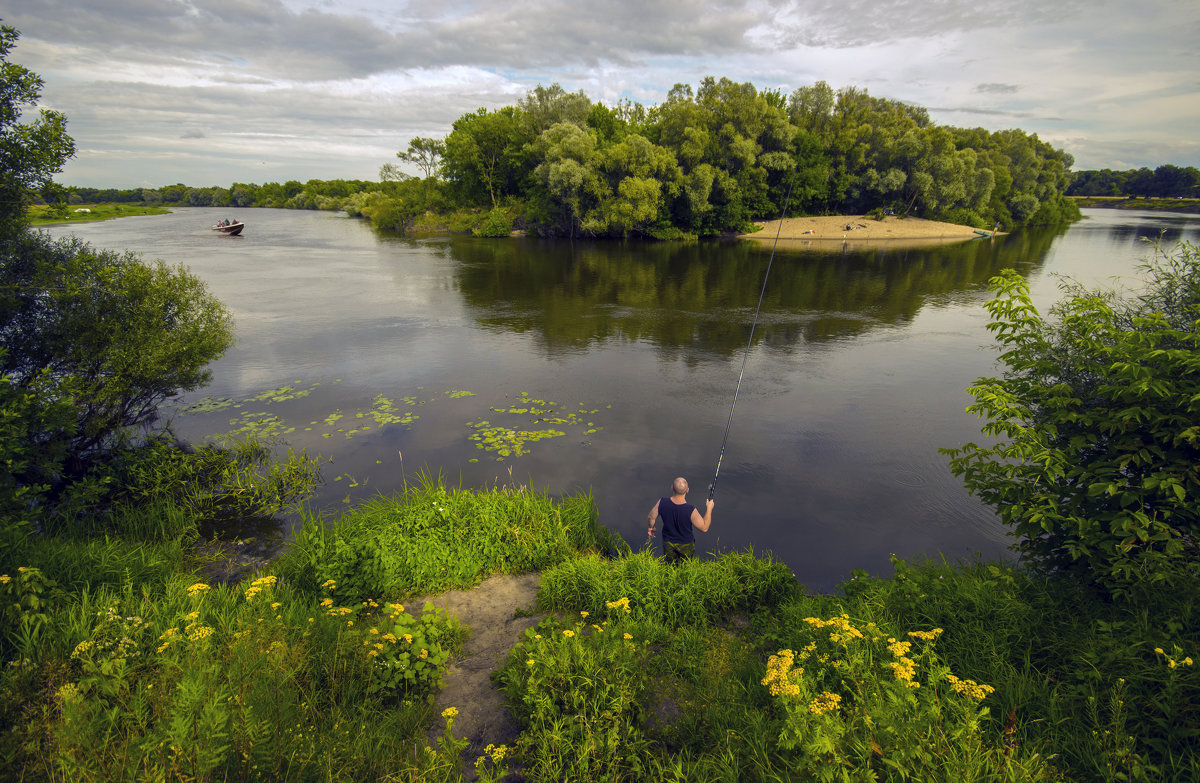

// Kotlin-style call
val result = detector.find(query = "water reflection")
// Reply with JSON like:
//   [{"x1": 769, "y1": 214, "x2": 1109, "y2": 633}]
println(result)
[{"x1": 448, "y1": 226, "x2": 1065, "y2": 357}]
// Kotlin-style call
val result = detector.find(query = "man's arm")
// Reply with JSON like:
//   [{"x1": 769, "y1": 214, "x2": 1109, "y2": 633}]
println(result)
[
  {"x1": 690, "y1": 499, "x2": 714, "y2": 533},
  {"x1": 647, "y1": 501, "x2": 660, "y2": 537}
]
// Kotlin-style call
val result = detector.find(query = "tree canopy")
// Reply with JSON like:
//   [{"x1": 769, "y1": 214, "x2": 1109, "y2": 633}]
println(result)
[
  {"x1": 425, "y1": 78, "x2": 1081, "y2": 238},
  {"x1": 0, "y1": 24, "x2": 74, "y2": 234}
]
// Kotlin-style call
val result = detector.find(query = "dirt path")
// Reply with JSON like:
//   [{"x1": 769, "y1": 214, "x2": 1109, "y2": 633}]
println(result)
[{"x1": 414, "y1": 572, "x2": 545, "y2": 764}]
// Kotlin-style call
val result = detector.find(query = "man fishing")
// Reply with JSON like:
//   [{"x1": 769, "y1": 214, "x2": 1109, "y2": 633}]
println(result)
[{"x1": 647, "y1": 477, "x2": 714, "y2": 563}]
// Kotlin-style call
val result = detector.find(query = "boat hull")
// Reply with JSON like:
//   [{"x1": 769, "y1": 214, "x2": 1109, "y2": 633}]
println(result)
[{"x1": 212, "y1": 222, "x2": 244, "y2": 236}]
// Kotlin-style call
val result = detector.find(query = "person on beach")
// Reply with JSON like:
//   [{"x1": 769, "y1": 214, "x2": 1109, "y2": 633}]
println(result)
[{"x1": 647, "y1": 477, "x2": 714, "y2": 563}]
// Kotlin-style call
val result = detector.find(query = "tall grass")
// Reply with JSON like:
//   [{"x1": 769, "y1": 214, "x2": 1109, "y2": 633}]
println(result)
[{"x1": 277, "y1": 476, "x2": 607, "y2": 601}]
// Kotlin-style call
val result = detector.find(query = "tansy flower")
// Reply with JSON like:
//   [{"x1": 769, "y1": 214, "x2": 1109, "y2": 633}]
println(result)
[
  {"x1": 442, "y1": 707, "x2": 458, "y2": 719},
  {"x1": 562, "y1": 630, "x2": 575, "y2": 638},
  {"x1": 186, "y1": 583, "x2": 210, "y2": 595}
]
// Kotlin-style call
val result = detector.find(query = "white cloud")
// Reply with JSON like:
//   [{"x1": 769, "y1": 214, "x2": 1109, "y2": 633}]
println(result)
[{"x1": 6, "y1": 0, "x2": 1198, "y2": 185}]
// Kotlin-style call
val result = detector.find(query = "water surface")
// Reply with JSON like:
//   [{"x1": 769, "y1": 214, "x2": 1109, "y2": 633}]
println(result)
[{"x1": 46, "y1": 208, "x2": 1200, "y2": 590}]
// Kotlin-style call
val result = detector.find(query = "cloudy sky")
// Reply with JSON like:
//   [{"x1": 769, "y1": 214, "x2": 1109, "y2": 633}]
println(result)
[{"x1": 8, "y1": 0, "x2": 1200, "y2": 188}]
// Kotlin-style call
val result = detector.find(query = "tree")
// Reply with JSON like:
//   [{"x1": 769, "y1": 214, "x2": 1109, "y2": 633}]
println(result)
[
  {"x1": 943, "y1": 241, "x2": 1200, "y2": 597},
  {"x1": 1, "y1": 233, "x2": 234, "y2": 509},
  {"x1": 0, "y1": 24, "x2": 75, "y2": 234},
  {"x1": 442, "y1": 107, "x2": 530, "y2": 207},
  {"x1": 396, "y1": 136, "x2": 446, "y2": 180}
]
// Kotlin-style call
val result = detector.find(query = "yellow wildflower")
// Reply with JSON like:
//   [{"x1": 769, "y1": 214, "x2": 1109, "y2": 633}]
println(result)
[
  {"x1": 580, "y1": 611, "x2": 589, "y2": 619},
  {"x1": 908, "y1": 628, "x2": 943, "y2": 641},
  {"x1": 623, "y1": 633, "x2": 633, "y2": 640},
  {"x1": 321, "y1": 579, "x2": 337, "y2": 590},
  {"x1": 0, "y1": 575, "x2": 10, "y2": 585},
  {"x1": 946, "y1": 674, "x2": 995, "y2": 700},
  {"x1": 563, "y1": 630, "x2": 575, "y2": 638},
  {"x1": 441, "y1": 707, "x2": 458, "y2": 719},
  {"x1": 526, "y1": 658, "x2": 535, "y2": 666},
  {"x1": 186, "y1": 583, "x2": 210, "y2": 595},
  {"x1": 270, "y1": 602, "x2": 282, "y2": 610},
  {"x1": 808, "y1": 691, "x2": 842, "y2": 715}
]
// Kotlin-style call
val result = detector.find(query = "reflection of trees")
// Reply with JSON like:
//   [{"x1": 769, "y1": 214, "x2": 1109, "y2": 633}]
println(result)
[{"x1": 450, "y1": 227, "x2": 1063, "y2": 358}]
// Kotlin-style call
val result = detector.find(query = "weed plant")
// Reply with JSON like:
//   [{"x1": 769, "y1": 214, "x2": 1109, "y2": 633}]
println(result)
[{"x1": 0, "y1": 568, "x2": 467, "y2": 781}]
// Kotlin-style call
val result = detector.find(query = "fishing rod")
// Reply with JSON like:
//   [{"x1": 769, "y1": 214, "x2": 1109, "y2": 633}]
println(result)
[{"x1": 708, "y1": 169, "x2": 797, "y2": 502}]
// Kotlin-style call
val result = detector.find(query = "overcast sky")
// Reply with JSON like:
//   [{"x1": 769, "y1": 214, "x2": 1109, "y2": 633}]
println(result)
[{"x1": 8, "y1": 0, "x2": 1199, "y2": 188}]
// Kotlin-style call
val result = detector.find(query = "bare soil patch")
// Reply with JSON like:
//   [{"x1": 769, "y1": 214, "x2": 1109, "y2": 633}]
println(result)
[{"x1": 414, "y1": 572, "x2": 545, "y2": 767}]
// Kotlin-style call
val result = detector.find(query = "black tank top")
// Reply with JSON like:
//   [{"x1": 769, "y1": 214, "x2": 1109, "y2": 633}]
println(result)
[{"x1": 658, "y1": 497, "x2": 695, "y2": 544}]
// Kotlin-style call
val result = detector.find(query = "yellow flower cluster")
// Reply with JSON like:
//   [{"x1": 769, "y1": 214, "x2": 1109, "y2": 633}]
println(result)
[
  {"x1": 484, "y1": 743, "x2": 507, "y2": 763},
  {"x1": 0, "y1": 574, "x2": 10, "y2": 585},
  {"x1": 945, "y1": 674, "x2": 995, "y2": 700},
  {"x1": 71, "y1": 640, "x2": 95, "y2": 659},
  {"x1": 1154, "y1": 647, "x2": 1194, "y2": 669},
  {"x1": 157, "y1": 628, "x2": 181, "y2": 653},
  {"x1": 187, "y1": 625, "x2": 215, "y2": 642},
  {"x1": 762, "y1": 649, "x2": 802, "y2": 698},
  {"x1": 186, "y1": 583, "x2": 210, "y2": 595},
  {"x1": 605, "y1": 597, "x2": 632, "y2": 614},
  {"x1": 886, "y1": 638, "x2": 912, "y2": 657},
  {"x1": 321, "y1": 579, "x2": 337, "y2": 590},
  {"x1": 808, "y1": 691, "x2": 842, "y2": 715},
  {"x1": 441, "y1": 706, "x2": 458, "y2": 719},
  {"x1": 580, "y1": 611, "x2": 589, "y2": 619},
  {"x1": 803, "y1": 614, "x2": 865, "y2": 644},
  {"x1": 889, "y1": 659, "x2": 919, "y2": 688},
  {"x1": 562, "y1": 629, "x2": 575, "y2": 638},
  {"x1": 244, "y1": 575, "x2": 277, "y2": 601},
  {"x1": 908, "y1": 628, "x2": 943, "y2": 641}
]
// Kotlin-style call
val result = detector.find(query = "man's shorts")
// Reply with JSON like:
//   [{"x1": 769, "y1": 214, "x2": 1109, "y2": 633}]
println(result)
[{"x1": 663, "y1": 540, "x2": 695, "y2": 563}]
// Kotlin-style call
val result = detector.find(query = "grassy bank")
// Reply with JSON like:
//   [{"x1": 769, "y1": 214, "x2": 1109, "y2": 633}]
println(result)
[
  {"x1": 1070, "y1": 195, "x2": 1200, "y2": 214},
  {"x1": 2, "y1": 484, "x2": 1196, "y2": 781},
  {"x1": 27, "y1": 202, "x2": 171, "y2": 225}
]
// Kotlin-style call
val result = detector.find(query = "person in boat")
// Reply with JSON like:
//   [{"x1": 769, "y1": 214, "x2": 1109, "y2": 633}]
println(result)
[{"x1": 647, "y1": 477, "x2": 714, "y2": 563}]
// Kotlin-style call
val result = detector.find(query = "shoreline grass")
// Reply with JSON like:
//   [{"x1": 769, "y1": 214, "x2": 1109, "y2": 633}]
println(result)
[
  {"x1": 1, "y1": 484, "x2": 1196, "y2": 781},
  {"x1": 26, "y1": 202, "x2": 172, "y2": 225}
]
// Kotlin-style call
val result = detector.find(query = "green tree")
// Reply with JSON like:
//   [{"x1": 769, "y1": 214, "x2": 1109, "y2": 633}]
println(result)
[
  {"x1": 0, "y1": 232, "x2": 235, "y2": 520},
  {"x1": 943, "y1": 242, "x2": 1200, "y2": 597},
  {"x1": 397, "y1": 136, "x2": 446, "y2": 180},
  {"x1": 442, "y1": 107, "x2": 530, "y2": 207},
  {"x1": 0, "y1": 24, "x2": 75, "y2": 234}
]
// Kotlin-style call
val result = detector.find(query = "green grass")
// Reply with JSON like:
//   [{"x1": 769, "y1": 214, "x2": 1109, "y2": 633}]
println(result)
[
  {"x1": 27, "y1": 202, "x2": 171, "y2": 225},
  {"x1": 2, "y1": 487, "x2": 1197, "y2": 781},
  {"x1": 275, "y1": 475, "x2": 610, "y2": 602}
]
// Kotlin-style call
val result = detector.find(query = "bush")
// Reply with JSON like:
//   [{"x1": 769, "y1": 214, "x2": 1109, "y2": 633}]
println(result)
[
  {"x1": 473, "y1": 207, "x2": 514, "y2": 237},
  {"x1": 944, "y1": 241, "x2": 1200, "y2": 597}
]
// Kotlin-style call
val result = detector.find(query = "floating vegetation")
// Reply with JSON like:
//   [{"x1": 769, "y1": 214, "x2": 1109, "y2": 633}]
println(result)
[
  {"x1": 466, "y1": 392, "x2": 605, "y2": 461},
  {"x1": 178, "y1": 381, "x2": 606, "y2": 464},
  {"x1": 179, "y1": 380, "x2": 337, "y2": 416},
  {"x1": 466, "y1": 420, "x2": 566, "y2": 460},
  {"x1": 224, "y1": 412, "x2": 295, "y2": 439}
]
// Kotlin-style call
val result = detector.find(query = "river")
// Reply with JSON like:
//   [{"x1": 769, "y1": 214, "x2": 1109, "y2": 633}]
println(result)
[{"x1": 44, "y1": 207, "x2": 1200, "y2": 590}]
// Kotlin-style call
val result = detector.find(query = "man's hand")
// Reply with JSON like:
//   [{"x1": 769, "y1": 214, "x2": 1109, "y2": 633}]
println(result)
[{"x1": 647, "y1": 522, "x2": 656, "y2": 538}]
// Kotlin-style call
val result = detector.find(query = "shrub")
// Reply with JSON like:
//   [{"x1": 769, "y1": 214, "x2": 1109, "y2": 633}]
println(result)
[
  {"x1": 473, "y1": 207, "x2": 513, "y2": 237},
  {"x1": 943, "y1": 241, "x2": 1200, "y2": 597}
]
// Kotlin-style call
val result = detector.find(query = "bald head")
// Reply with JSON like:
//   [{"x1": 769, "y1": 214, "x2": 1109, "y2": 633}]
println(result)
[{"x1": 671, "y1": 477, "x2": 689, "y2": 497}]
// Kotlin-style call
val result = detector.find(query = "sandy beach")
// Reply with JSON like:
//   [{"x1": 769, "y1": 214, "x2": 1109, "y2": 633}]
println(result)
[{"x1": 741, "y1": 215, "x2": 997, "y2": 250}]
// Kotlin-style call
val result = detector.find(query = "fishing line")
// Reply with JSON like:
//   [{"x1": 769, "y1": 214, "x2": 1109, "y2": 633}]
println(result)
[{"x1": 708, "y1": 168, "x2": 797, "y2": 502}]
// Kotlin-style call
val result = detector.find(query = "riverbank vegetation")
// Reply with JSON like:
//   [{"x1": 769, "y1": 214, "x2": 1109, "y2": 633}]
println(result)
[
  {"x1": 43, "y1": 79, "x2": 1081, "y2": 238},
  {"x1": 1067, "y1": 164, "x2": 1200, "y2": 200},
  {"x1": 26, "y1": 202, "x2": 170, "y2": 224}
]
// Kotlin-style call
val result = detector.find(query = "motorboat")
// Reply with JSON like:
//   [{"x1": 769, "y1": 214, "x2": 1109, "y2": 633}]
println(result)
[{"x1": 212, "y1": 220, "x2": 245, "y2": 236}]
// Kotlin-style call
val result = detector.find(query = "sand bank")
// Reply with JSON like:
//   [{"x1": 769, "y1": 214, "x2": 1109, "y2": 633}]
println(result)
[{"x1": 741, "y1": 215, "x2": 998, "y2": 250}]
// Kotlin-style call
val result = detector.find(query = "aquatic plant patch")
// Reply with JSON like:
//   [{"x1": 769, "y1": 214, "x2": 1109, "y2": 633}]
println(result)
[{"x1": 466, "y1": 391, "x2": 607, "y2": 460}]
